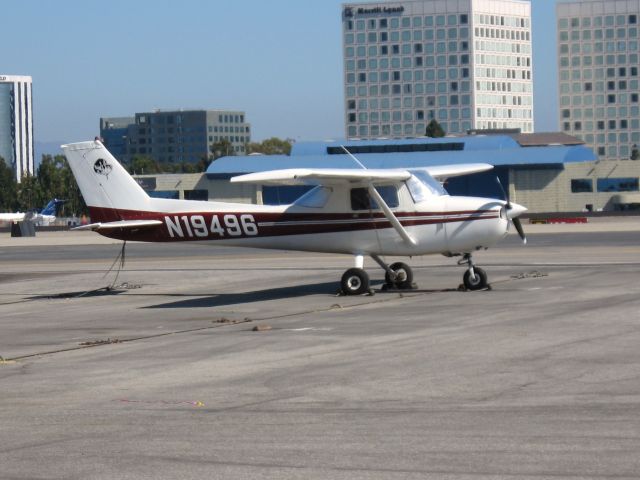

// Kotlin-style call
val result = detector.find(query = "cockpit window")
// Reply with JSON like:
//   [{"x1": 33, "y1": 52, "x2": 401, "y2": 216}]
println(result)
[
  {"x1": 294, "y1": 186, "x2": 333, "y2": 208},
  {"x1": 406, "y1": 171, "x2": 447, "y2": 203},
  {"x1": 351, "y1": 185, "x2": 399, "y2": 210}
]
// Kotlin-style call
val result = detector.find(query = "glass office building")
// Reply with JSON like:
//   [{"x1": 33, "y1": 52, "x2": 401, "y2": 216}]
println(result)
[
  {"x1": 557, "y1": 0, "x2": 640, "y2": 161},
  {"x1": 101, "y1": 109, "x2": 251, "y2": 165},
  {"x1": 0, "y1": 75, "x2": 34, "y2": 182},
  {"x1": 342, "y1": 0, "x2": 533, "y2": 139}
]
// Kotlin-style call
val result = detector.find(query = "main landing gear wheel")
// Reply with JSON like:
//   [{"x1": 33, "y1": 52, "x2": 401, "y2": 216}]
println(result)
[
  {"x1": 463, "y1": 267, "x2": 488, "y2": 291},
  {"x1": 341, "y1": 268, "x2": 370, "y2": 295},
  {"x1": 384, "y1": 262, "x2": 414, "y2": 290}
]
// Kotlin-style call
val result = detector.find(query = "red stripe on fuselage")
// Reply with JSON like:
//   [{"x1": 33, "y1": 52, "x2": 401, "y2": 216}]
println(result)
[{"x1": 88, "y1": 206, "x2": 499, "y2": 242}]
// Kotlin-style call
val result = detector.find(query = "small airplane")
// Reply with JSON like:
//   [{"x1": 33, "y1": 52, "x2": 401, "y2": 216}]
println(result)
[
  {"x1": 0, "y1": 199, "x2": 66, "y2": 226},
  {"x1": 61, "y1": 140, "x2": 527, "y2": 294}
]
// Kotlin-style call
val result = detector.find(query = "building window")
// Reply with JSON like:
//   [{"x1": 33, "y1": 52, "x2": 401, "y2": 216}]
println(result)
[
  {"x1": 571, "y1": 179, "x2": 593, "y2": 193},
  {"x1": 184, "y1": 190, "x2": 208, "y2": 201},
  {"x1": 597, "y1": 178, "x2": 640, "y2": 192}
]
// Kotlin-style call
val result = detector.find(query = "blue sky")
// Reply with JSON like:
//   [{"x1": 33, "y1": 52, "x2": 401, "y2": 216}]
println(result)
[{"x1": 2, "y1": 0, "x2": 558, "y2": 143}]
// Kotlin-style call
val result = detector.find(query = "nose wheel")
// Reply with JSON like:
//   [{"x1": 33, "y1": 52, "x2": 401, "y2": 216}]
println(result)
[{"x1": 459, "y1": 253, "x2": 489, "y2": 291}]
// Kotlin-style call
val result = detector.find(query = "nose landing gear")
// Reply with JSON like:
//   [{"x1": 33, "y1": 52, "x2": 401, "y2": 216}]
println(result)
[{"x1": 459, "y1": 253, "x2": 488, "y2": 291}]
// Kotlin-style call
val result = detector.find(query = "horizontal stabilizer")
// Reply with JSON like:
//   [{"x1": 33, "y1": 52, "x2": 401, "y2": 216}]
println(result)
[
  {"x1": 231, "y1": 168, "x2": 412, "y2": 186},
  {"x1": 0, "y1": 213, "x2": 26, "y2": 222},
  {"x1": 423, "y1": 163, "x2": 494, "y2": 180},
  {"x1": 72, "y1": 220, "x2": 163, "y2": 231}
]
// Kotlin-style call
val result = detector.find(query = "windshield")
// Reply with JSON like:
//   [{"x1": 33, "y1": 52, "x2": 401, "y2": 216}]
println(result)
[{"x1": 406, "y1": 171, "x2": 447, "y2": 203}]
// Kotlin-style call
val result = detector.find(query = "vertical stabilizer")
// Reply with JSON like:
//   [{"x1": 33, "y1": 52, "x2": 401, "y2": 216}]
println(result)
[{"x1": 61, "y1": 140, "x2": 151, "y2": 221}]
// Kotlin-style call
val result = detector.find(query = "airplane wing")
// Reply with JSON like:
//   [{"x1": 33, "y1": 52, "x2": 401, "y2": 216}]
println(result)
[
  {"x1": 72, "y1": 220, "x2": 163, "y2": 232},
  {"x1": 0, "y1": 213, "x2": 26, "y2": 222},
  {"x1": 423, "y1": 163, "x2": 494, "y2": 181},
  {"x1": 231, "y1": 165, "x2": 493, "y2": 186},
  {"x1": 231, "y1": 168, "x2": 412, "y2": 186}
]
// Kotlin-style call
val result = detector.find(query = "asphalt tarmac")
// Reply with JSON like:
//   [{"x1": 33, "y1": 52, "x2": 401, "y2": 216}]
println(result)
[{"x1": 1, "y1": 222, "x2": 639, "y2": 479}]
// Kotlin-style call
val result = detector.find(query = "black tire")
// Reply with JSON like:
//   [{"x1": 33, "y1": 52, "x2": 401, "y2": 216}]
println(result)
[
  {"x1": 341, "y1": 268, "x2": 370, "y2": 295},
  {"x1": 463, "y1": 267, "x2": 488, "y2": 291},
  {"x1": 384, "y1": 262, "x2": 414, "y2": 289}
]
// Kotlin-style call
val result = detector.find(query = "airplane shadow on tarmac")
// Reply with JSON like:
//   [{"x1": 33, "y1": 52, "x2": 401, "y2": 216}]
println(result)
[{"x1": 143, "y1": 280, "x2": 344, "y2": 309}]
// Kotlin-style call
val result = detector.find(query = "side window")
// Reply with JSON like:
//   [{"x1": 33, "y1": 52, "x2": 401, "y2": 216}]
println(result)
[
  {"x1": 294, "y1": 186, "x2": 333, "y2": 208},
  {"x1": 350, "y1": 186, "x2": 399, "y2": 210}
]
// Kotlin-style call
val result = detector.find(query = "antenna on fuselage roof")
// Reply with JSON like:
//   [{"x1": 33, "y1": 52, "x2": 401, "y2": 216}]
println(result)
[{"x1": 340, "y1": 145, "x2": 367, "y2": 170}]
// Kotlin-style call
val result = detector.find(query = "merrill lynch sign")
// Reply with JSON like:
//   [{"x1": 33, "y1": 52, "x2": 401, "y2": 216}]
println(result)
[{"x1": 344, "y1": 6, "x2": 405, "y2": 17}]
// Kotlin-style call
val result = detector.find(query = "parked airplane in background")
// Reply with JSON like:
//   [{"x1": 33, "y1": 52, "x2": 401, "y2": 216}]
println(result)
[
  {"x1": 62, "y1": 140, "x2": 527, "y2": 294},
  {"x1": 0, "y1": 199, "x2": 66, "y2": 226}
]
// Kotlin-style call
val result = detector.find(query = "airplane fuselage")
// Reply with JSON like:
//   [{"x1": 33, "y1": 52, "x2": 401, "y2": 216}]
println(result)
[{"x1": 89, "y1": 194, "x2": 508, "y2": 257}]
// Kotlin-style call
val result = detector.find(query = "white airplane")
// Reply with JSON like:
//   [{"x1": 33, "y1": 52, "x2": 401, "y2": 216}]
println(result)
[
  {"x1": 0, "y1": 199, "x2": 65, "y2": 226},
  {"x1": 61, "y1": 140, "x2": 527, "y2": 294}
]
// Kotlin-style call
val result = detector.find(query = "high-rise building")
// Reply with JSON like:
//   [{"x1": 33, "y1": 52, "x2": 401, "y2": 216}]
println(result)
[
  {"x1": 342, "y1": 0, "x2": 533, "y2": 139},
  {"x1": 100, "y1": 109, "x2": 251, "y2": 165},
  {"x1": 99, "y1": 117, "x2": 134, "y2": 161},
  {"x1": 557, "y1": 0, "x2": 640, "y2": 161},
  {"x1": 0, "y1": 75, "x2": 34, "y2": 182}
]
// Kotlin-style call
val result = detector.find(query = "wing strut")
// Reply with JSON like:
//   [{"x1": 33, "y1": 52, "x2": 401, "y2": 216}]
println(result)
[{"x1": 367, "y1": 184, "x2": 417, "y2": 247}]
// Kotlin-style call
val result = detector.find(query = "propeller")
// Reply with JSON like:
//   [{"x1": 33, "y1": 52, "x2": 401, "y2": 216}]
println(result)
[{"x1": 496, "y1": 177, "x2": 527, "y2": 244}]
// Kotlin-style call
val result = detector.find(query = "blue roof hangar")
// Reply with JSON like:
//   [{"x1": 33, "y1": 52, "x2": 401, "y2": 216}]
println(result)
[{"x1": 207, "y1": 133, "x2": 596, "y2": 204}]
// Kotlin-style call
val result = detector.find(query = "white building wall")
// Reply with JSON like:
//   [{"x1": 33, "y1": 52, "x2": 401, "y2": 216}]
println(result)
[
  {"x1": 342, "y1": 0, "x2": 532, "y2": 139},
  {"x1": 0, "y1": 75, "x2": 34, "y2": 182},
  {"x1": 471, "y1": 0, "x2": 533, "y2": 132},
  {"x1": 557, "y1": 0, "x2": 640, "y2": 162},
  {"x1": 512, "y1": 160, "x2": 640, "y2": 212}
]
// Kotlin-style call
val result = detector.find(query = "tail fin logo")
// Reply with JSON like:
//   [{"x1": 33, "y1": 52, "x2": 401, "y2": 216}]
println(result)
[{"x1": 93, "y1": 158, "x2": 113, "y2": 179}]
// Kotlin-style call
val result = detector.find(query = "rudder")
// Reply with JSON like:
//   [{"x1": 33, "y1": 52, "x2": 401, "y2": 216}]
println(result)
[{"x1": 61, "y1": 140, "x2": 151, "y2": 221}]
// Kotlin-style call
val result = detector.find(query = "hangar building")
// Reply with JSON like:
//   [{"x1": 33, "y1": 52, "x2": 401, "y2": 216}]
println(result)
[{"x1": 131, "y1": 133, "x2": 640, "y2": 213}]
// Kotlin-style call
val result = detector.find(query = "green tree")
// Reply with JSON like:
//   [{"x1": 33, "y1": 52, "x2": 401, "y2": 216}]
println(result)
[
  {"x1": 246, "y1": 137, "x2": 293, "y2": 155},
  {"x1": 16, "y1": 174, "x2": 40, "y2": 211},
  {"x1": 425, "y1": 119, "x2": 446, "y2": 138},
  {"x1": 180, "y1": 162, "x2": 197, "y2": 174},
  {"x1": 37, "y1": 155, "x2": 68, "y2": 205},
  {"x1": 196, "y1": 156, "x2": 210, "y2": 172},
  {"x1": 129, "y1": 156, "x2": 160, "y2": 175},
  {"x1": 0, "y1": 157, "x2": 18, "y2": 212},
  {"x1": 210, "y1": 139, "x2": 235, "y2": 160}
]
